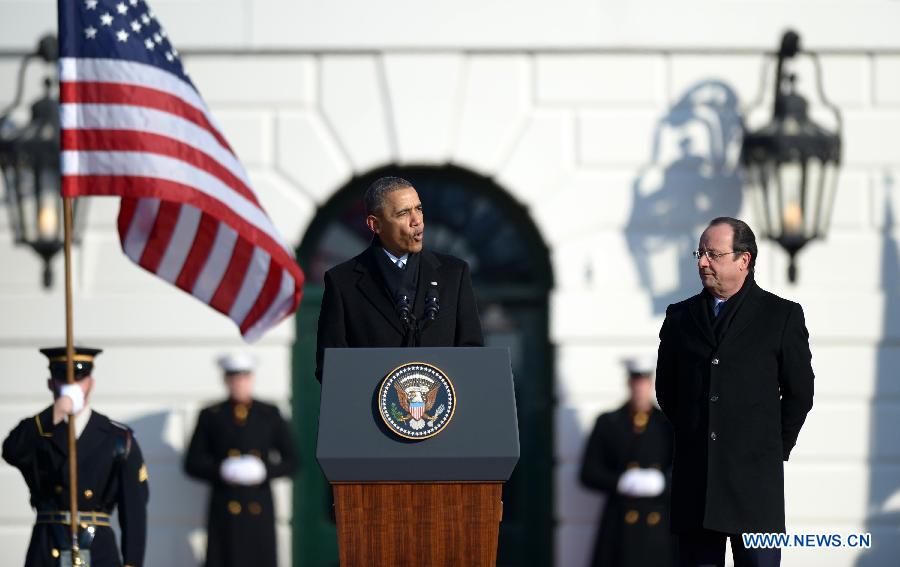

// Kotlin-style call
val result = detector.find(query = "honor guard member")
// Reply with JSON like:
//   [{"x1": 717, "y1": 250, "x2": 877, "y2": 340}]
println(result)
[
  {"x1": 185, "y1": 352, "x2": 298, "y2": 567},
  {"x1": 2, "y1": 347, "x2": 149, "y2": 567},
  {"x1": 315, "y1": 176, "x2": 484, "y2": 382},
  {"x1": 580, "y1": 357, "x2": 675, "y2": 567}
]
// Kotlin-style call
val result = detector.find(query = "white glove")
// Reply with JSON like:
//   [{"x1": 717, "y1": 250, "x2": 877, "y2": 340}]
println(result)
[
  {"x1": 617, "y1": 468, "x2": 666, "y2": 498},
  {"x1": 59, "y1": 384, "x2": 85, "y2": 415},
  {"x1": 220, "y1": 455, "x2": 267, "y2": 485}
]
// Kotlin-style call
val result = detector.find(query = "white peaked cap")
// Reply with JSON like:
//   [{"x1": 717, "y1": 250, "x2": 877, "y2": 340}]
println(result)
[
  {"x1": 217, "y1": 351, "x2": 257, "y2": 374},
  {"x1": 624, "y1": 355, "x2": 656, "y2": 376}
]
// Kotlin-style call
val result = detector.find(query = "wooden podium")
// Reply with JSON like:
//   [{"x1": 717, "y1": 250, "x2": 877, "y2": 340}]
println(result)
[
  {"x1": 333, "y1": 483, "x2": 502, "y2": 566},
  {"x1": 317, "y1": 348, "x2": 519, "y2": 567}
]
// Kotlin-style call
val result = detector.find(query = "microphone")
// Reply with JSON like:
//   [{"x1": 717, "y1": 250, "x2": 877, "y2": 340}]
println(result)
[
  {"x1": 395, "y1": 289, "x2": 412, "y2": 326},
  {"x1": 424, "y1": 282, "x2": 440, "y2": 322}
]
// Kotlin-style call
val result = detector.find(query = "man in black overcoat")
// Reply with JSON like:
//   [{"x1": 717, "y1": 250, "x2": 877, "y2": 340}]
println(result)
[
  {"x1": 315, "y1": 176, "x2": 484, "y2": 382},
  {"x1": 2, "y1": 347, "x2": 149, "y2": 567},
  {"x1": 580, "y1": 356, "x2": 675, "y2": 567},
  {"x1": 655, "y1": 217, "x2": 814, "y2": 566},
  {"x1": 185, "y1": 352, "x2": 298, "y2": 567}
]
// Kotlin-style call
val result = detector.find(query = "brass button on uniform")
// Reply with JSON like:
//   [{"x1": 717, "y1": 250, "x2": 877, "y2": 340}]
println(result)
[
  {"x1": 647, "y1": 511, "x2": 661, "y2": 526},
  {"x1": 624, "y1": 510, "x2": 640, "y2": 524},
  {"x1": 248, "y1": 502, "x2": 262, "y2": 515},
  {"x1": 84, "y1": 489, "x2": 94, "y2": 500},
  {"x1": 228, "y1": 500, "x2": 242, "y2": 515},
  {"x1": 633, "y1": 412, "x2": 649, "y2": 428},
  {"x1": 51, "y1": 549, "x2": 60, "y2": 558}
]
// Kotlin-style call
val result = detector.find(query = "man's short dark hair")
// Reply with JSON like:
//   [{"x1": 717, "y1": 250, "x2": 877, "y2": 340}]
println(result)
[
  {"x1": 708, "y1": 216, "x2": 758, "y2": 276},
  {"x1": 364, "y1": 176, "x2": 414, "y2": 217}
]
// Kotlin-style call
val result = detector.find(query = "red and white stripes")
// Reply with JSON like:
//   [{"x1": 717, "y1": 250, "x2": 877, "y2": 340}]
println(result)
[{"x1": 60, "y1": 57, "x2": 304, "y2": 341}]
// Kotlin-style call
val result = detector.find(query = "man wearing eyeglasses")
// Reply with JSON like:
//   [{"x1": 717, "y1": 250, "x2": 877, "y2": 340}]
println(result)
[{"x1": 655, "y1": 217, "x2": 814, "y2": 567}]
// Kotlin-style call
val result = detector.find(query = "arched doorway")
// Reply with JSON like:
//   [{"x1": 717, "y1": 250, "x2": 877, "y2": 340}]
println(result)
[{"x1": 292, "y1": 165, "x2": 554, "y2": 566}]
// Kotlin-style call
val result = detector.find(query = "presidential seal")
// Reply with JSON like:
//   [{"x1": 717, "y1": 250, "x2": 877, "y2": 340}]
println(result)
[{"x1": 378, "y1": 362, "x2": 456, "y2": 440}]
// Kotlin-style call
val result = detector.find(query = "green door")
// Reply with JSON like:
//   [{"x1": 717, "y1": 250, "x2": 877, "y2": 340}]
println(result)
[{"x1": 292, "y1": 166, "x2": 554, "y2": 566}]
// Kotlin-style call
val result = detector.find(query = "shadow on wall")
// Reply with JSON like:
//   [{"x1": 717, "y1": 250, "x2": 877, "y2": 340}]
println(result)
[
  {"x1": 625, "y1": 81, "x2": 744, "y2": 315},
  {"x1": 857, "y1": 174, "x2": 900, "y2": 567},
  {"x1": 125, "y1": 410, "x2": 205, "y2": 567},
  {"x1": 554, "y1": 404, "x2": 605, "y2": 567}
]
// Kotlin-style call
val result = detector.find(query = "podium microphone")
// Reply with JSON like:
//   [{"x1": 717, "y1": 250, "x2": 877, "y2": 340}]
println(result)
[
  {"x1": 424, "y1": 283, "x2": 440, "y2": 322},
  {"x1": 395, "y1": 289, "x2": 412, "y2": 326}
]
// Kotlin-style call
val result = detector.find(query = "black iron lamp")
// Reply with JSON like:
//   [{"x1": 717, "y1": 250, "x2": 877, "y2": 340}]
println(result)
[
  {"x1": 0, "y1": 34, "x2": 84, "y2": 288},
  {"x1": 741, "y1": 30, "x2": 842, "y2": 282}
]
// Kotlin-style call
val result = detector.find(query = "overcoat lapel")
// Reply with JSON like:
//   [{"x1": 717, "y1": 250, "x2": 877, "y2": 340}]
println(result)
[
  {"x1": 686, "y1": 294, "x2": 716, "y2": 348},
  {"x1": 354, "y1": 248, "x2": 404, "y2": 333},
  {"x1": 413, "y1": 251, "x2": 442, "y2": 321},
  {"x1": 717, "y1": 282, "x2": 763, "y2": 350}
]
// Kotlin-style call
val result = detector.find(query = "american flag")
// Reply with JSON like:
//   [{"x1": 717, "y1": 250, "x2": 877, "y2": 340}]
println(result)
[{"x1": 58, "y1": 0, "x2": 304, "y2": 342}]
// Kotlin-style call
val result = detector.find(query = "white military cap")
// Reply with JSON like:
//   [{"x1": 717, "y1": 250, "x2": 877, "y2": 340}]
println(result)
[
  {"x1": 624, "y1": 355, "x2": 656, "y2": 376},
  {"x1": 217, "y1": 351, "x2": 257, "y2": 374}
]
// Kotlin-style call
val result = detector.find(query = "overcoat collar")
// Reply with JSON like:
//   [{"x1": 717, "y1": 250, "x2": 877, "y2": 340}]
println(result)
[
  {"x1": 353, "y1": 247, "x2": 442, "y2": 333},
  {"x1": 687, "y1": 293, "x2": 717, "y2": 348},
  {"x1": 716, "y1": 280, "x2": 763, "y2": 350},
  {"x1": 686, "y1": 278, "x2": 763, "y2": 349}
]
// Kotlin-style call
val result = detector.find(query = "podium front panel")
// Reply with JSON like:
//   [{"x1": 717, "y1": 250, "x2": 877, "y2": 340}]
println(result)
[{"x1": 316, "y1": 347, "x2": 520, "y2": 482}]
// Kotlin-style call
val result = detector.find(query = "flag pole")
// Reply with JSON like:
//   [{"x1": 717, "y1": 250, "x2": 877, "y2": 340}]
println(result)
[{"x1": 63, "y1": 195, "x2": 82, "y2": 561}]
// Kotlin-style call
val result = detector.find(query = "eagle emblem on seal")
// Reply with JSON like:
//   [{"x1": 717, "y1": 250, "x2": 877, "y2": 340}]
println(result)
[{"x1": 378, "y1": 363, "x2": 456, "y2": 439}]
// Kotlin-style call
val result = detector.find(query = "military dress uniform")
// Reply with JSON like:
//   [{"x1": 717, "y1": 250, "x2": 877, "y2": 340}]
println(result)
[
  {"x1": 580, "y1": 404, "x2": 675, "y2": 567},
  {"x1": 2, "y1": 348, "x2": 148, "y2": 567},
  {"x1": 184, "y1": 399, "x2": 298, "y2": 567}
]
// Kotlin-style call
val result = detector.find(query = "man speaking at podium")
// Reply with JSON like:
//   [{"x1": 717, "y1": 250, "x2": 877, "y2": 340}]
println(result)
[{"x1": 315, "y1": 176, "x2": 484, "y2": 382}]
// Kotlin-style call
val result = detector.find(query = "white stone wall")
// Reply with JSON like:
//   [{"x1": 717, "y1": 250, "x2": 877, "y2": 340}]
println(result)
[{"x1": 2, "y1": 1, "x2": 900, "y2": 566}]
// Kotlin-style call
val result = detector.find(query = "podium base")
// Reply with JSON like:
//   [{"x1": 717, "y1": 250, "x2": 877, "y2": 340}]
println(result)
[{"x1": 333, "y1": 482, "x2": 503, "y2": 567}]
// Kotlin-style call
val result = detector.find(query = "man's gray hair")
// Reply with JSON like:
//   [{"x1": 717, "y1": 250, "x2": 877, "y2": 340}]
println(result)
[{"x1": 364, "y1": 176, "x2": 414, "y2": 216}]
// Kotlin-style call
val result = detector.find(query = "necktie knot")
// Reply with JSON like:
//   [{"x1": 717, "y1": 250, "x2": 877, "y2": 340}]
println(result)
[{"x1": 713, "y1": 299, "x2": 724, "y2": 317}]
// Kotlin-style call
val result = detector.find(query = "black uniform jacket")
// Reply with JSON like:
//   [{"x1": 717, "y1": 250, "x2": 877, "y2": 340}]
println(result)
[
  {"x1": 580, "y1": 404, "x2": 675, "y2": 567},
  {"x1": 315, "y1": 246, "x2": 484, "y2": 381},
  {"x1": 655, "y1": 280, "x2": 815, "y2": 534},
  {"x1": 184, "y1": 399, "x2": 298, "y2": 567},
  {"x1": 2, "y1": 406, "x2": 148, "y2": 567}
]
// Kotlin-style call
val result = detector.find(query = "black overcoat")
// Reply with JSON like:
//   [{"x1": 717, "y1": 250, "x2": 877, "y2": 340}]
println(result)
[
  {"x1": 580, "y1": 404, "x2": 675, "y2": 567},
  {"x1": 655, "y1": 280, "x2": 814, "y2": 534},
  {"x1": 315, "y1": 247, "x2": 484, "y2": 381},
  {"x1": 184, "y1": 400, "x2": 298, "y2": 567},
  {"x1": 2, "y1": 407, "x2": 149, "y2": 567}
]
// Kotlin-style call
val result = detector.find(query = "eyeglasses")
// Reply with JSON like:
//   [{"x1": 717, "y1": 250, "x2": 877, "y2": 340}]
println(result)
[{"x1": 692, "y1": 249, "x2": 736, "y2": 261}]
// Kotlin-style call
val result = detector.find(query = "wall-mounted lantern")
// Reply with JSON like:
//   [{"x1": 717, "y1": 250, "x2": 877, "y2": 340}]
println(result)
[
  {"x1": 741, "y1": 30, "x2": 842, "y2": 282},
  {"x1": 0, "y1": 34, "x2": 85, "y2": 288}
]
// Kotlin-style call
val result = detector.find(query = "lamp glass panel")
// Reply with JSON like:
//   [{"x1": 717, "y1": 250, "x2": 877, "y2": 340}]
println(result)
[
  {"x1": 16, "y1": 159, "x2": 37, "y2": 244},
  {"x1": 744, "y1": 162, "x2": 772, "y2": 237},
  {"x1": 814, "y1": 160, "x2": 840, "y2": 237},
  {"x1": 37, "y1": 164, "x2": 60, "y2": 242},
  {"x1": 2, "y1": 162, "x2": 21, "y2": 237},
  {"x1": 762, "y1": 161, "x2": 782, "y2": 238},
  {"x1": 774, "y1": 161, "x2": 804, "y2": 238}
]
